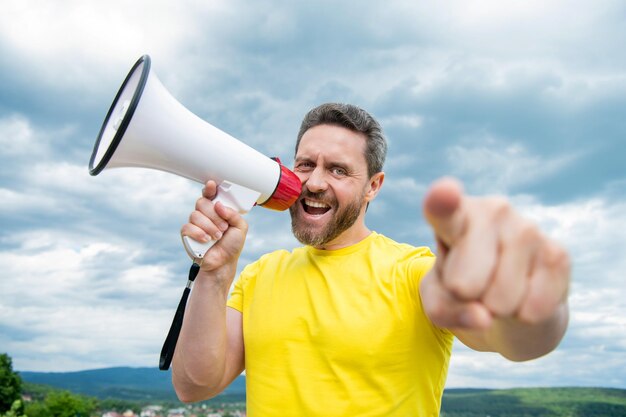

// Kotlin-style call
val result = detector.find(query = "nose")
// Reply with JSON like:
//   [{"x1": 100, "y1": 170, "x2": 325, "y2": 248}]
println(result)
[{"x1": 304, "y1": 166, "x2": 328, "y2": 193}]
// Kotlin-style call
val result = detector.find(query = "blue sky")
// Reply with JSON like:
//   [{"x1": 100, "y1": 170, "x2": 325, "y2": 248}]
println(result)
[{"x1": 1, "y1": 0, "x2": 625, "y2": 389}]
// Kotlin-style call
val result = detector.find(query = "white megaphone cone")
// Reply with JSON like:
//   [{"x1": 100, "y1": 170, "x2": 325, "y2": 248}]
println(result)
[{"x1": 89, "y1": 55, "x2": 301, "y2": 260}]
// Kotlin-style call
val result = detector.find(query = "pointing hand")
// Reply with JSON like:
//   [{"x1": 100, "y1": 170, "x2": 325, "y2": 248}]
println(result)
[{"x1": 420, "y1": 178, "x2": 570, "y2": 330}]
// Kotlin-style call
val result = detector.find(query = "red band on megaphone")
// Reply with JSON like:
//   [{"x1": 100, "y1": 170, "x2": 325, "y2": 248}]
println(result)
[{"x1": 261, "y1": 163, "x2": 302, "y2": 211}]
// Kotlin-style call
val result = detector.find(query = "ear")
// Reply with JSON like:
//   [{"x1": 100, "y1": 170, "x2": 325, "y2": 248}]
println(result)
[{"x1": 365, "y1": 171, "x2": 385, "y2": 202}]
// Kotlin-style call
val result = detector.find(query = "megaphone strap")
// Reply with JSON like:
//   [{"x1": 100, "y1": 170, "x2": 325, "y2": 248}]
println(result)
[{"x1": 159, "y1": 262, "x2": 201, "y2": 371}]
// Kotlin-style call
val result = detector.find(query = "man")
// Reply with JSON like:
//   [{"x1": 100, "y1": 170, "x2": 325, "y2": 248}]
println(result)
[{"x1": 173, "y1": 103, "x2": 570, "y2": 416}]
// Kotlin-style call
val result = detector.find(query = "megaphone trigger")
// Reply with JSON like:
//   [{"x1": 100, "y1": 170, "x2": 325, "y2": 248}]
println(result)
[{"x1": 182, "y1": 181, "x2": 261, "y2": 260}]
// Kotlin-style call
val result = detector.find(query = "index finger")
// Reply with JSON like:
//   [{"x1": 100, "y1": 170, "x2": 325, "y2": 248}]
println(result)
[{"x1": 423, "y1": 177, "x2": 467, "y2": 248}]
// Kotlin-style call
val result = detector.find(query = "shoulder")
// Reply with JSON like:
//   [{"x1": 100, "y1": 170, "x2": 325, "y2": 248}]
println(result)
[
  {"x1": 250, "y1": 247, "x2": 303, "y2": 266},
  {"x1": 371, "y1": 233, "x2": 435, "y2": 261},
  {"x1": 369, "y1": 233, "x2": 436, "y2": 280},
  {"x1": 240, "y1": 246, "x2": 305, "y2": 276},
  {"x1": 231, "y1": 249, "x2": 292, "y2": 295},
  {"x1": 233, "y1": 247, "x2": 306, "y2": 297}
]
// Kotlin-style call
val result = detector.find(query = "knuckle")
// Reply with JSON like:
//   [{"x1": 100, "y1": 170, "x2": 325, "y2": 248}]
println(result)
[
  {"x1": 189, "y1": 210, "x2": 202, "y2": 224},
  {"x1": 550, "y1": 245, "x2": 570, "y2": 271},
  {"x1": 488, "y1": 298, "x2": 517, "y2": 317},
  {"x1": 445, "y1": 277, "x2": 482, "y2": 300},
  {"x1": 488, "y1": 196, "x2": 511, "y2": 217},
  {"x1": 518, "y1": 290, "x2": 563, "y2": 324},
  {"x1": 483, "y1": 273, "x2": 526, "y2": 317},
  {"x1": 520, "y1": 221, "x2": 540, "y2": 241},
  {"x1": 518, "y1": 299, "x2": 552, "y2": 324},
  {"x1": 195, "y1": 197, "x2": 206, "y2": 210},
  {"x1": 511, "y1": 221, "x2": 541, "y2": 247}
]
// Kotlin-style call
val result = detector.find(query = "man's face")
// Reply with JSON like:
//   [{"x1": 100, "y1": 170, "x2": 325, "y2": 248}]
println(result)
[{"x1": 289, "y1": 124, "x2": 372, "y2": 248}]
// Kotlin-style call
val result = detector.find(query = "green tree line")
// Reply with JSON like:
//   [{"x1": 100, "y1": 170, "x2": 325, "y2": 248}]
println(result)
[{"x1": 1, "y1": 353, "x2": 145, "y2": 417}]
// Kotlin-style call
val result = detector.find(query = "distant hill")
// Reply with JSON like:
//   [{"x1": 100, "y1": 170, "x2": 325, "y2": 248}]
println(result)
[
  {"x1": 18, "y1": 367, "x2": 626, "y2": 415},
  {"x1": 441, "y1": 386, "x2": 626, "y2": 417},
  {"x1": 19, "y1": 367, "x2": 245, "y2": 402}
]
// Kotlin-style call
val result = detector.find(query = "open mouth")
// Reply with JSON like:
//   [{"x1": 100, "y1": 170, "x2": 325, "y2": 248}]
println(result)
[{"x1": 302, "y1": 198, "x2": 331, "y2": 215}]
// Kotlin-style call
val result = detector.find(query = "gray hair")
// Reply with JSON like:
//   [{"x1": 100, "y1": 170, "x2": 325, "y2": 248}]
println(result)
[{"x1": 295, "y1": 103, "x2": 387, "y2": 177}]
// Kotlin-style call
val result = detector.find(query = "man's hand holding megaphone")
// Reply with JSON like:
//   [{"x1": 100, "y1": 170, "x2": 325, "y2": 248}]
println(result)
[{"x1": 181, "y1": 181, "x2": 249, "y2": 275}]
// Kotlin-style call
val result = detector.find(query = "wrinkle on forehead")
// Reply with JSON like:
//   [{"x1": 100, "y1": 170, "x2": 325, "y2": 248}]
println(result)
[{"x1": 296, "y1": 125, "x2": 368, "y2": 172}]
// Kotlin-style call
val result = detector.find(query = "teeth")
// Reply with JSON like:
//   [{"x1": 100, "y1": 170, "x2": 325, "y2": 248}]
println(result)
[{"x1": 305, "y1": 199, "x2": 330, "y2": 208}]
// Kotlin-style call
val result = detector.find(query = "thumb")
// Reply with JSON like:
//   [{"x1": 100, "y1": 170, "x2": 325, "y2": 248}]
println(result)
[{"x1": 423, "y1": 177, "x2": 466, "y2": 248}]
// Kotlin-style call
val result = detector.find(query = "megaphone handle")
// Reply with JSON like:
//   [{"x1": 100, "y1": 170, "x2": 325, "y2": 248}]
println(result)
[
  {"x1": 182, "y1": 235, "x2": 215, "y2": 260},
  {"x1": 182, "y1": 181, "x2": 261, "y2": 260}
]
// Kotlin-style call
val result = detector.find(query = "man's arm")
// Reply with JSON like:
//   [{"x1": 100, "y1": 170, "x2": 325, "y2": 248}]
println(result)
[
  {"x1": 172, "y1": 181, "x2": 247, "y2": 402},
  {"x1": 419, "y1": 178, "x2": 570, "y2": 361}
]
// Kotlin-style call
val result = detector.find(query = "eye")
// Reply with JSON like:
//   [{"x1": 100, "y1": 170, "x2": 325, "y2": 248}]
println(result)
[
  {"x1": 295, "y1": 161, "x2": 314, "y2": 171},
  {"x1": 331, "y1": 167, "x2": 347, "y2": 176}
]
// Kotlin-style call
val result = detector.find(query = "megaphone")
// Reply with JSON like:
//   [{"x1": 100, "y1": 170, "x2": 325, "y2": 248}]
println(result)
[{"x1": 89, "y1": 55, "x2": 301, "y2": 259}]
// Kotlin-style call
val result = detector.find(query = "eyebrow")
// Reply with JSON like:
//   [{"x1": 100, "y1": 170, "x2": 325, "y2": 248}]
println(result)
[
  {"x1": 327, "y1": 161, "x2": 350, "y2": 172},
  {"x1": 295, "y1": 156, "x2": 352, "y2": 172}
]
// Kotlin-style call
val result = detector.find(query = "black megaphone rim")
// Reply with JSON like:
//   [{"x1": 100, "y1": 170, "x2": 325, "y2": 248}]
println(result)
[{"x1": 89, "y1": 55, "x2": 152, "y2": 176}]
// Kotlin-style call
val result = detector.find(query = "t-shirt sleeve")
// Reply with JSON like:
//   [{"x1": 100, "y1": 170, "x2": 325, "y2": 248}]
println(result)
[
  {"x1": 406, "y1": 247, "x2": 436, "y2": 290},
  {"x1": 406, "y1": 250, "x2": 436, "y2": 312},
  {"x1": 226, "y1": 260, "x2": 260, "y2": 312},
  {"x1": 406, "y1": 248, "x2": 454, "y2": 340}
]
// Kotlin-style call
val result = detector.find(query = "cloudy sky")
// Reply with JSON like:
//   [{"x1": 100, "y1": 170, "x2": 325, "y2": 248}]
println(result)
[{"x1": 1, "y1": 0, "x2": 625, "y2": 389}]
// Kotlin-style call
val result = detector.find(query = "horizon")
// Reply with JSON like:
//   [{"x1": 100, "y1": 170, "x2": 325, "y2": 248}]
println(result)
[
  {"x1": 1, "y1": 0, "x2": 625, "y2": 389},
  {"x1": 16, "y1": 365, "x2": 625, "y2": 391}
]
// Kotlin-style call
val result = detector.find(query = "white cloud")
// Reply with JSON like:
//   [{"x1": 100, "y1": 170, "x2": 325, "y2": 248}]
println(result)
[
  {"x1": 446, "y1": 136, "x2": 578, "y2": 194},
  {"x1": 405, "y1": 0, "x2": 626, "y2": 71},
  {"x1": 0, "y1": 188, "x2": 61, "y2": 214},
  {"x1": 3, "y1": 305, "x2": 174, "y2": 371},
  {"x1": 382, "y1": 176, "x2": 428, "y2": 205},
  {"x1": 381, "y1": 114, "x2": 423, "y2": 129},
  {"x1": 0, "y1": 114, "x2": 37, "y2": 155},
  {"x1": 0, "y1": 0, "x2": 229, "y2": 86},
  {"x1": 447, "y1": 345, "x2": 587, "y2": 388},
  {"x1": 2, "y1": 156, "x2": 198, "y2": 227},
  {"x1": 516, "y1": 196, "x2": 626, "y2": 282},
  {"x1": 0, "y1": 227, "x2": 184, "y2": 371},
  {"x1": 0, "y1": 114, "x2": 78, "y2": 172}
]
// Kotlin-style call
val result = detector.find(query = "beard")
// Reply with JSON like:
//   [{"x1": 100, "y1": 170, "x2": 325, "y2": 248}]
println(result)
[{"x1": 289, "y1": 188, "x2": 366, "y2": 247}]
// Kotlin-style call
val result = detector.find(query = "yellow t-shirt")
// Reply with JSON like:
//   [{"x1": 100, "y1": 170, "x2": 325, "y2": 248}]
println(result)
[{"x1": 227, "y1": 232, "x2": 453, "y2": 417}]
